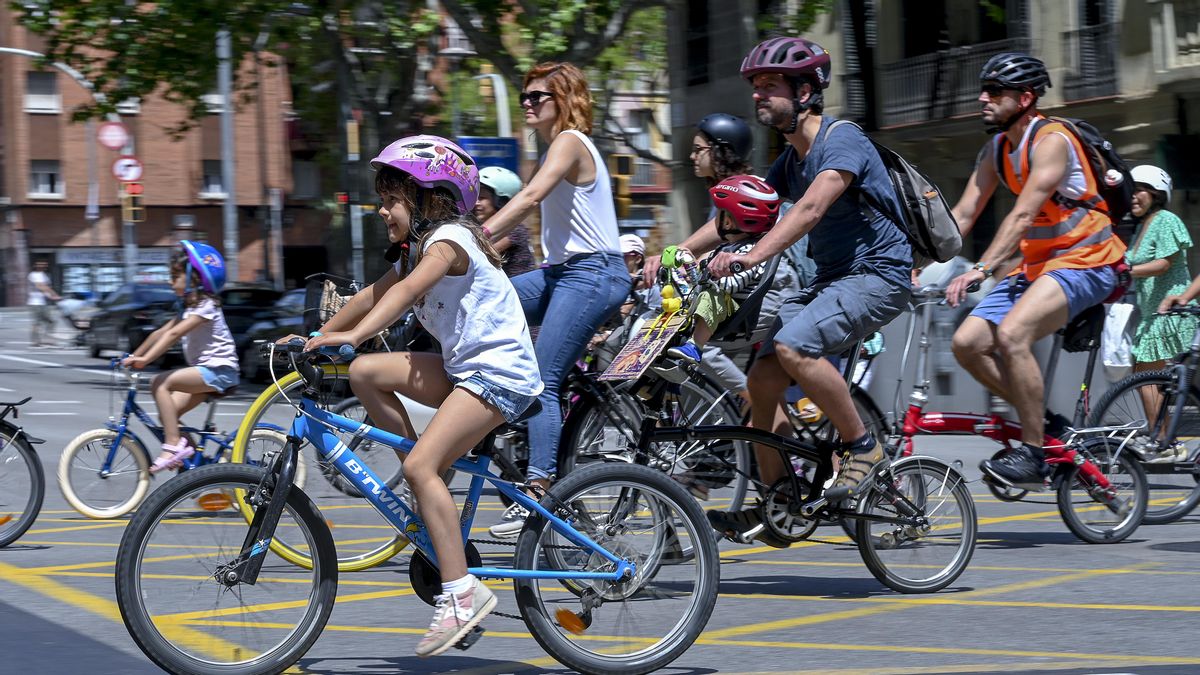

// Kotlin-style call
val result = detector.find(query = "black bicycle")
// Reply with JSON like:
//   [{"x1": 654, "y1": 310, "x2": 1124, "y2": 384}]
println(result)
[{"x1": 0, "y1": 397, "x2": 46, "y2": 547}]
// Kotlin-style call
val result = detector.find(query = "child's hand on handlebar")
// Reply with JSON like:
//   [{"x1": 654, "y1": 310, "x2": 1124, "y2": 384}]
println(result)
[
  {"x1": 122, "y1": 355, "x2": 150, "y2": 370},
  {"x1": 305, "y1": 331, "x2": 359, "y2": 354}
]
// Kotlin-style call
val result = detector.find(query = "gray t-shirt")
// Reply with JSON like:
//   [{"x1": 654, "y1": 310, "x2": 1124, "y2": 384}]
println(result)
[
  {"x1": 181, "y1": 298, "x2": 238, "y2": 370},
  {"x1": 765, "y1": 116, "x2": 912, "y2": 286}
]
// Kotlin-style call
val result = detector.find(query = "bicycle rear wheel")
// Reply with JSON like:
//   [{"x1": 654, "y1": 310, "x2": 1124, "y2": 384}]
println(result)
[
  {"x1": 58, "y1": 428, "x2": 150, "y2": 519},
  {"x1": 855, "y1": 456, "x2": 977, "y2": 593},
  {"x1": 231, "y1": 366, "x2": 407, "y2": 572},
  {"x1": 1088, "y1": 370, "x2": 1200, "y2": 524},
  {"x1": 115, "y1": 464, "x2": 336, "y2": 675},
  {"x1": 0, "y1": 427, "x2": 44, "y2": 547},
  {"x1": 1057, "y1": 437, "x2": 1148, "y2": 544},
  {"x1": 514, "y1": 463, "x2": 719, "y2": 675}
]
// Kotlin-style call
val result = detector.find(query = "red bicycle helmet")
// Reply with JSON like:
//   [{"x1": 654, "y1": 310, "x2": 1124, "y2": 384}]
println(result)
[
  {"x1": 709, "y1": 175, "x2": 781, "y2": 234},
  {"x1": 740, "y1": 37, "x2": 831, "y2": 89}
]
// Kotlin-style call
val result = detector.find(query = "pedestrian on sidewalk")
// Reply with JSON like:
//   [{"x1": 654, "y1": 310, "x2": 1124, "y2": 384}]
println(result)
[{"x1": 27, "y1": 259, "x2": 61, "y2": 347}]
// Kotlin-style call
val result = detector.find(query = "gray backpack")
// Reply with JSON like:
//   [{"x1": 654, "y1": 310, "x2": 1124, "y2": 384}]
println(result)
[{"x1": 824, "y1": 120, "x2": 962, "y2": 265}]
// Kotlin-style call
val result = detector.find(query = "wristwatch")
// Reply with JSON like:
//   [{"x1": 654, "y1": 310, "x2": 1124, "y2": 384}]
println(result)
[{"x1": 971, "y1": 261, "x2": 992, "y2": 277}]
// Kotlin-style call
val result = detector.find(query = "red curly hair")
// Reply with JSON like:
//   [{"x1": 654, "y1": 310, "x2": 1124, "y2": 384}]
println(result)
[{"x1": 524, "y1": 62, "x2": 593, "y2": 136}]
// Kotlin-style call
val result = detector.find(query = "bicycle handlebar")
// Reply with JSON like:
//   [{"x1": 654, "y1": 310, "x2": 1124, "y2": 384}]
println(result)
[{"x1": 1163, "y1": 304, "x2": 1200, "y2": 317}]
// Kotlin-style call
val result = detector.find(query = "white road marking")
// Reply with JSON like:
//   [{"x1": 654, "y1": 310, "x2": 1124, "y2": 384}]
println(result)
[
  {"x1": 0, "y1": 353, "x2": 120, "y2": 380},
  {"x1": 34, "y1": 400, "x2": 83, "y2": 404},
  {"x1": 24, "y1": 412, "x2": 78, "y2": 416}
]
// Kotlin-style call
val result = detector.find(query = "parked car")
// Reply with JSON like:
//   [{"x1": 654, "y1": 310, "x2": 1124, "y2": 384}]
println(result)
[
  {"x1": 84, "y1": 283, "x2": 180, "y2": 359},
  {"x1": 239, "y1": 288, "x2": 306, "y2": 381},
  {"x1": 220, "y1": 285, "x2": 284, "y2": 364}
]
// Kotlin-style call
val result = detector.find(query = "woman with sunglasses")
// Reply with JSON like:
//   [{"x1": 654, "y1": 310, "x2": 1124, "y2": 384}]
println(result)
[{"x1": 481, "y1": 62, "x2": 632, "y2": 538}]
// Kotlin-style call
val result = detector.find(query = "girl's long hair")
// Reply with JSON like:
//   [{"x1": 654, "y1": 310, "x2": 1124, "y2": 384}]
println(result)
[
  {"x1": 524, "y1": 62, "x2": 593, "y2": 136},
  {"x1": 170, "y1": 251, "x2": 220, "y2": 308},
  {"x1": 375, "y1": 167, "x2": 501, "y2": 276}
]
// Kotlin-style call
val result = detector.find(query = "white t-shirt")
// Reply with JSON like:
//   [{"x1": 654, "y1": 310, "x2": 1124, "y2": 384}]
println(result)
[
  {"x1": 396, "y1": 223, "x2": 543, "y2": 397},
  {"x1": 1002, "y1": 120, "x2": 1089, "y2": 200},
  {"x1": 396, "y1": 223, "x2": 542, "y2": 396},
  {"x1": 539, "y1": 130, "x2": 623, "y2": 265},
  {"x1": 181, "y1": 298, "x2": 239, "y2": 370},
  {"x1": 27, "y1": 271, "x2": 50, "y2": 306}
]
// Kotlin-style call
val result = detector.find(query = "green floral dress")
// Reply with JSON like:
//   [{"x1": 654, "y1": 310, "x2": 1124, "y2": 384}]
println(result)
[{"x1": 1128, "y1": 210, "x2": 1197, "y2": 363}]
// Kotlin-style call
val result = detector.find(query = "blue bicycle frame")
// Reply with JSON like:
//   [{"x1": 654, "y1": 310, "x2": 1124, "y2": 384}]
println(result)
[{"x1": 290, "y1": 397, "x2": 635, "y2": 582}]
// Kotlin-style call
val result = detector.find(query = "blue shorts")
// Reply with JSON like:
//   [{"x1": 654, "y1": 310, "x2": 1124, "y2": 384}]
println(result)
[
  {"x1": 970, "y1": 266, "x2": 1116, "y2": 325},
  {"x1": 197, "y1": 365, "x2": 239, "y2": 393},
  {"x1": 453, "y1": 372, "x2": 539, "y2": 424},
  {"x1": 762, "y1": 273, "x2": 910, "y2": 359}
]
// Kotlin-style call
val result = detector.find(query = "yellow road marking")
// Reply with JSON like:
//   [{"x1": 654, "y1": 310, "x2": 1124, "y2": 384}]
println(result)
[
  {"x1": 156, "y1": 587, "x2": 417, "y2": 623},
  {"x1": 22, "y1": 521, "x2": 129, "y2": 535}
]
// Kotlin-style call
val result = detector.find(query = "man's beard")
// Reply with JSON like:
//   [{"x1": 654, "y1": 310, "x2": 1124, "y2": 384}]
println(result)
[{"x1": 756, "y1": 104, "x2": 789, "y2": 129}]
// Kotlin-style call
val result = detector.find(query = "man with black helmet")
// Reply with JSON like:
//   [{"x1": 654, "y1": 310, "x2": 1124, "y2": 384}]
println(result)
[
  {"x1": 646, "y1": 37, "x2": 912, "y2": 547},
  {"x1": 944, "y1": 52, "x2": 1127, "y2": 487}
]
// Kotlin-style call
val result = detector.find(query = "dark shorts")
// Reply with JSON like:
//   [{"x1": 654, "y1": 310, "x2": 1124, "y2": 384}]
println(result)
[
  {"x1": 761, "y1": 273, "x2": 910, "y2": 359},
  {"x1": 970, "y1": 266, "x2": 1117, "y2": 325}
]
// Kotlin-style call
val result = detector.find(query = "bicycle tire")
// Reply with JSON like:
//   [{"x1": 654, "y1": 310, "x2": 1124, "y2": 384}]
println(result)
[
  {"x1": 241, "y1": 427, "x2": 307, "y2": 489},
  {"x1": 1088, "y1": 370, "x2": 1200, "y2": 524},
  {"x1": 560, "y1": 376, "x2": 752, "y2": 511},
  {"x1": 57, "y1": 428, "x2": 151, "y2": 519},
  {"x1": 0, "y1": 425, "x2": 44, "y2": 547},
  {"x1": 514, "y1": 462, "x2": 719, "y2": 675},
  {"x1": 232, "y1": 365, "x2": 407, "y2": 572},
  {"x1": 1057, "y1": 436, "x2": 1148, "y2": 544},
  {"x1": 855, "y1": 456, "x2": 977, "y2": 593},
  {"x1": 115, "y1": 464, "x2": 337, "y2": 675}
]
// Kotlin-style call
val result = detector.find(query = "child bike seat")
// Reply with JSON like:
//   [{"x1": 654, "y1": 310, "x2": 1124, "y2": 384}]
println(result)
[{"x1": 708, "y1": 254, "x2": 782, "y2": 344}]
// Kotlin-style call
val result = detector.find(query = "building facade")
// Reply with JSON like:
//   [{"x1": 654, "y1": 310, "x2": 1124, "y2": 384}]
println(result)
[{"x1": 0, "y1": 9, "x2": 329, "y2": 306}]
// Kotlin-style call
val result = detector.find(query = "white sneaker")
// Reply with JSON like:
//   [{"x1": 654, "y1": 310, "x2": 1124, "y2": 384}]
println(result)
[
  {"x1": 1147, "y1": 442, "x2": 1190, "y2": 463},
  {"x1": 487, "y1": 503, "x2": 529, "y2": 539}
]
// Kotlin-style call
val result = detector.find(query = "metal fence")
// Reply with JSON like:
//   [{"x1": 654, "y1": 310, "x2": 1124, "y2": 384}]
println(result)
[
  {"x1": 1062, "y1": 23, "x2": 1119, "y2": 101},
  {"x1": 879, "y1": 37, "x2": 1032, "y2": 127}
]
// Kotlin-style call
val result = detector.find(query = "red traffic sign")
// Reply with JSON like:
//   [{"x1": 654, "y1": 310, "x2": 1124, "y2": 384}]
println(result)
[
  {"x1": 124, "y1": 181, "x2": 144, "y2": 196},
  {"x1": 97, "y1": 121, "x2": 129, "y2": 150},
  {"x1": 112, "y1": 155, "x2": 143, "y2": 182}
]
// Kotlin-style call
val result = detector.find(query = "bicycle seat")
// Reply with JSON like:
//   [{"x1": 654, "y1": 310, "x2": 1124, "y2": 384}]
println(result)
[
  {"x1": 1059, "y1": 303, "x2": 1105, "y2": 353},
  {"x1": 208, "y1": 386, "x2": 239, "y2": 400}
]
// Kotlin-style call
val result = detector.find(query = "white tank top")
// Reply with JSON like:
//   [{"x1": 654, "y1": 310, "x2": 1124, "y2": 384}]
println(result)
[
  {"x1": 1001, "y1": 120, "x2": 1089, "y2": 200},
  {"x1": 395, "y1": 222, "x2": 543, "y2": 398},
  {"x1": 539, "y1": 130, "x2": 622, "y2": 265}
]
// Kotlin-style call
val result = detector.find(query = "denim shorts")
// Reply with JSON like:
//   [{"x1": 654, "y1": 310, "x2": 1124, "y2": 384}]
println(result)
[
  {"x1": 971, "y1": 266, "x2": 1116, "y2": 325},
  {"x1": 454, "y1": 372, "x2": 539, "y2": 424},
  {"x1": 197, "y1": 365, "x2": 239, "y2": 393},
  {"x1": 762, "y1": 273, "x2": 910, "y2": 358}
]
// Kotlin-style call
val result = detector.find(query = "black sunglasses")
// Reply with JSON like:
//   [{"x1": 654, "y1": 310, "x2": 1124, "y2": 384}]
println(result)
[
  {"x1": 519, "y1": 90, "x2": 553, "y2": 107},
  {"x1": 981, "y1": 83, "x2": 1017, "y2": 97}
]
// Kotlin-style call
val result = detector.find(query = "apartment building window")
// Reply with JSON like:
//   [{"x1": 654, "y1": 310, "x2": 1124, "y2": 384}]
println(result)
[
  {"x1": 628, "y1": 110, "x2": 655, "y2": 186},
  {"x1": 29, "y1": 160, "x2": 63, "y2": 198},
  {"x1": 200, "y1": 160, "x2": 227, "y2": 198},
  {"x1": 292, "y1": 160, "x2": 320, "y2": 199},
  {"x1": 25, "y1": 71, "x2": 61, "y2": 113}
]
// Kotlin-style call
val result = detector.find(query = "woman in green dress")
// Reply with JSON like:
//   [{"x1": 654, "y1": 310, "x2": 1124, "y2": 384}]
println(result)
[{"x1": 1127, "y1": 164, "x2": 1196, "y2": 461}]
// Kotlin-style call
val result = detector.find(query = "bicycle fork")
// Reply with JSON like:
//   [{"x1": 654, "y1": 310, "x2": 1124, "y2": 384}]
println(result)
[{"x1": 216, "y1": 436, "x2": 301, "y2": 587}]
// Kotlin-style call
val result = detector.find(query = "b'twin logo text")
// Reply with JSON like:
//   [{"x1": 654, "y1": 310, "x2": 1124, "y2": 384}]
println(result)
[{"x1": 343, "y1": 458, "x2": 406, "y2": 517}]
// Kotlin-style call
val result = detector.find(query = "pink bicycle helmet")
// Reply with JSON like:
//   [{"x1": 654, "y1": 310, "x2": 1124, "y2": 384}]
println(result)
[
  {"x1": 709, "y1": 175, "x2": 781, "y2": 234},
  {"x1": 369, "y1": 135, "x2": 480, "y2": 213},
  {"x1": 740, "y1": 37, "x2": 832, "y2": 89}
]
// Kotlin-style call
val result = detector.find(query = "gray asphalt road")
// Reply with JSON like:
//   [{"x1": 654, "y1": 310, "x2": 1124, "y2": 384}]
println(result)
[{"x1": 2, "y1": 308, "x2": 1200, "y2": 675}]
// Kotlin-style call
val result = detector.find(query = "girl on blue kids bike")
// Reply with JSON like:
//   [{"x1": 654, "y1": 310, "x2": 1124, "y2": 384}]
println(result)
[
  {"x1": 298, "y1": 135, "x2": 543, "y2": 657},
  {"x1": 122, "y1": 241, "x2": 239, "y2": 472}
]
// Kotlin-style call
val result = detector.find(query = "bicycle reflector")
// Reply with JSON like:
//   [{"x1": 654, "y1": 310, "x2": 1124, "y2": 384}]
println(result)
[
  {"x1": 0, "y1": 515, "x2": 11, "y2": 526},
  {"x1": 196, "y1": 492, "x2": 234, "y2": 511},
  {"x1": 555, "y1": 608, "x2": 589, "y2": 634}
]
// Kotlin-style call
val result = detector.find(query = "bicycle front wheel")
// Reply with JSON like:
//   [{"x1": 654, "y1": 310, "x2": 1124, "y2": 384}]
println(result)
[
  {"x1": 855, "y1": 456, "x2": 977, "y2": 593},
  {"x1": 514, "y1": 462, "x2": 719, "y2": 675},
  {"x1": 232, "y1": 366, "x2": 407, "y2": 572},
  {"x1": 58, "y1": 428, "x2": 150, "y2": 519},
  {"x1": 1057, "y1": 437, "x2": 1148, "y2": 544},
  {"x1": 1088, "y1": 370, "x2": 1200, "y2": 524},
  {"x1": 115, "y1": 464, "x2": 337, "y2": 675},
  {"x1": 0, "y1": 427, "x2": 44, "y2": 547}
]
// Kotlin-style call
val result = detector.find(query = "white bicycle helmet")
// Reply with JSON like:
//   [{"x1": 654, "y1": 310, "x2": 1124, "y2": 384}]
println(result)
[
  {"x1": 1130, "y1": 164, "x2": 1172, "y2": 202},
  {"x1": 479, "y1": 166, "x2": 523, "y2": 202}
]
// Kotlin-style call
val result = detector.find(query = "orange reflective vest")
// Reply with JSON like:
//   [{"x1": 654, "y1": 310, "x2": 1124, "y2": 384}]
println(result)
[{"x1": 995, "y1": 118, "x2": 1126, "y2": 279}]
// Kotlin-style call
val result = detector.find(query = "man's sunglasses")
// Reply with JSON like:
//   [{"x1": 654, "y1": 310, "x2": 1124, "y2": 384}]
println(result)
[
  {"x1": 981, "y1": 83, "x2": 1019, "y2": 97},
  {"x1": 519, "y1": 90, "x2": 553, "y2": 106}
]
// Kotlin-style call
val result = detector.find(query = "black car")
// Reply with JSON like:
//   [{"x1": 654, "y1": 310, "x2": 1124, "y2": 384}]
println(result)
[
  {"x1": 220, "y1": 285, "x2": 285, "y2": 363},
  {"x1": 84, "y1": 283, "x2": 180, "y2": 358},
  {"x1": 239, "y1": 288, "x2": 306, "y2": 381}
]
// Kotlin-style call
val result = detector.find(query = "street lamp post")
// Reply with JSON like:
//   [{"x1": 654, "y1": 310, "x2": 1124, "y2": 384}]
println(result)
[
  {"x1": 216, "y1": 28, "x2": 239, "y2": 283},
  {"x1": 472, "y1": 73, "x2": 511, "y2": 138}
]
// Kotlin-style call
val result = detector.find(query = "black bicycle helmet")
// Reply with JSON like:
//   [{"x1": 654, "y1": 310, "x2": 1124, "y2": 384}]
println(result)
[
  {"x1": 697, "y1": 113, "x2": 753, "y2": 162},
  {"x1": 980, "y1": 52, "x2": 1052, "y2": 96}
]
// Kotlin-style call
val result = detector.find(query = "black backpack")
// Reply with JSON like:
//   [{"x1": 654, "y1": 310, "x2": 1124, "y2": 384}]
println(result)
[
  {"x1": 996, "y1": 117, "x2": 1134, "y2": 223},
  {"x1": 824, "y1": 120, "x2": 963, "y2": 265}
]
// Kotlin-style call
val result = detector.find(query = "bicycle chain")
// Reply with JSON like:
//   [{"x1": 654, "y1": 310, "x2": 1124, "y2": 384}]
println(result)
[{"x1": 465, "y1": 537, "x2": 599, "y2": 622}]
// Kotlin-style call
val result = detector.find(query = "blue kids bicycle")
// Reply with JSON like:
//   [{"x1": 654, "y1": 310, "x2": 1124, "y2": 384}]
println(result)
[
  {"x1": 58, "y1": 360, "x2": 296, "y2": 518},
  {"x1": 114, "y1": 342, "x2": 720, "y2": 675}
]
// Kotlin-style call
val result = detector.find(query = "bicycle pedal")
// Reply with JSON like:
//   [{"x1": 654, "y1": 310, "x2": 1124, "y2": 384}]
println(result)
[{"x1": 454, "y1": 626, "x2": 485, "y2": 650}]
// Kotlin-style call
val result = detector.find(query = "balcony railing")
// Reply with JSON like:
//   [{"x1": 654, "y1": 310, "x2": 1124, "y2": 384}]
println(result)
[
  {"x1": 879, "y1": 37, "x2": 1031, "y2": 128},
  {"x1": 1153, "y1": 0, "x2": 1200, "y2": 69},
  {"x1": 1062, "y1": 23, "x2": 1119, "y2": 101}
]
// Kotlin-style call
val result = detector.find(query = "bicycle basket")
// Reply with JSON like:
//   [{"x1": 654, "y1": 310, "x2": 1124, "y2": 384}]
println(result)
[{"x1": 303, "y1": 273, "x2": 362, "y2": 336}]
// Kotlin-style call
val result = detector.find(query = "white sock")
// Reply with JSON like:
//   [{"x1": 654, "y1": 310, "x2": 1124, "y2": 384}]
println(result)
[{"x1": 442, "y1": 574, "x2": 475, "y2": 595}]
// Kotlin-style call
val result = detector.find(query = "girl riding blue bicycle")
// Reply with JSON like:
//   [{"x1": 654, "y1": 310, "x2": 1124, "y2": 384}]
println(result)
[
  {"x1": 122, "y1": 241, "x2": 238, "y2": 473},
  {"x1": 299, "y1": 135, "x2": 543, "y2": 657}
]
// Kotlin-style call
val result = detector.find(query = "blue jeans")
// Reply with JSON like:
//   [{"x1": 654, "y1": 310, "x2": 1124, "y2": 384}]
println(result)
[{"x1": 511, "y1": 252, "x2": 632, "y2": 480}]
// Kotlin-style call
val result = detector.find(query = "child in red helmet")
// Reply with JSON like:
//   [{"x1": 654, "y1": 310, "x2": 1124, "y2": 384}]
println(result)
[{"x1": 665, "y1": 174, "x2": 781, "y2": 363}]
